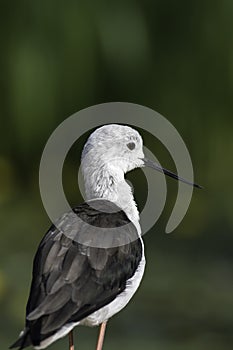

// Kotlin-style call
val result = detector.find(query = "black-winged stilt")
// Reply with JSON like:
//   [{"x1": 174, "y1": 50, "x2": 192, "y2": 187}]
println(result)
[{"x1": 10, "y1": 124, "x2": 201, "y2": 350}]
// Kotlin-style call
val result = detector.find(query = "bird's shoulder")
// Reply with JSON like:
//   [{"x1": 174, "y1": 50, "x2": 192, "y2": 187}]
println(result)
[{"x1": 39, "y1": 198, "x2": 139, "y2": 249}]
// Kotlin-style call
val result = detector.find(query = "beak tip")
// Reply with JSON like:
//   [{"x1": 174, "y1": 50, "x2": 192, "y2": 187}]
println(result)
[
  {"x1": 142, "y1": 157, "x2": 203, "y2": 189},
  {"x1": 194, "y1": 183, "x2": 204, "y2": 190}
]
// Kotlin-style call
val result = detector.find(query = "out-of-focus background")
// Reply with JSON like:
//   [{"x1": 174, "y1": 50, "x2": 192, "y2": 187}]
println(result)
[{"x1": 1, "y1": 1, "x2": 233, "y2": 349}]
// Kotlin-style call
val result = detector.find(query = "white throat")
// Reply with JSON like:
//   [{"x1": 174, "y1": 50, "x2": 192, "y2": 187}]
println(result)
[{"x1": 82, "y1": 163, "x2": 141, "y2": 234}]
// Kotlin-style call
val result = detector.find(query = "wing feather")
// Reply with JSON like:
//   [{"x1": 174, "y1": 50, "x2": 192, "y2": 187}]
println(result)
[{"x1": 19, "y1": 199, "x2": 142, "y2": 347}]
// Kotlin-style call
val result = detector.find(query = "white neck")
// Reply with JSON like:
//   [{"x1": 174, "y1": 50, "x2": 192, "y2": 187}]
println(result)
[{"x1": 82, "y1": 163, "x2": 141, "y2": 234}]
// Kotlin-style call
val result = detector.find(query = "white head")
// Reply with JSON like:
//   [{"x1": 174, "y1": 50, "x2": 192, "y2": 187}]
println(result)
[
  {"x1": 81, "y1": 124, "x2": 200, "y2": 229},
  {"x1": 81, "y1": 124, "x2": 145, "y2": 174}
]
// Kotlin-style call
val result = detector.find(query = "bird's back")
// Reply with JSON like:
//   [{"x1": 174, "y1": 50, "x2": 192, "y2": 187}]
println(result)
[{"x1": 10, "y1": 199, "x2": 144, "y2": 349}]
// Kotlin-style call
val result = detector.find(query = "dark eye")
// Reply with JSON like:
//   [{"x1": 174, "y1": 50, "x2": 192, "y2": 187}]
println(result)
[{"x1": 127, "y1": 142, "x2": 136, "y2": 150}]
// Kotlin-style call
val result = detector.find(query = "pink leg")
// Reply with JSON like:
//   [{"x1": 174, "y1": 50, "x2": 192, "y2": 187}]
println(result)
[
  {"x1": 96, "y1": 322, "x2": 107, "y2": 350},
  {"x1": 69, "y1": 330, "x2": 74, "y2": 350}
]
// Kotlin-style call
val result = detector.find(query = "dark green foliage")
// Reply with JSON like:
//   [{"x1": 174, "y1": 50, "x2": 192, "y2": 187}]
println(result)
[{"x1": 0, "y1": 1, "x2": 232, "y2": 349}]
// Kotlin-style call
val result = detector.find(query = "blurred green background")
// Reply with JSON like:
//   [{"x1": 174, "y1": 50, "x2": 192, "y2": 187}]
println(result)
[{"x1": 0, "y1": 1, "x2": 233, "y2": 349}]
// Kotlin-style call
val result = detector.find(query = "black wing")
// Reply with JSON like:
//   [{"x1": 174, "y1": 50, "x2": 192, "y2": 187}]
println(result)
[{"x1": 11, "y1": 199, "x2": 142, "y2": 348}]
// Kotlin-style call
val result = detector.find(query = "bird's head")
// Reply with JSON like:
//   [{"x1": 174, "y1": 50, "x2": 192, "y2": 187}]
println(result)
[
  {"x1": 82, "y1": 124, "x2": 201, "y2": 188},
  {"x1": 81, "y1": 124, "x2": 145, "y2": 174}
]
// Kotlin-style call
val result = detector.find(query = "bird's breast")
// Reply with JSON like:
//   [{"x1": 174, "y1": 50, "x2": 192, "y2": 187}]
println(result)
[{"x1": 80, "y1": 253, "x2": 146, "y2": 327}]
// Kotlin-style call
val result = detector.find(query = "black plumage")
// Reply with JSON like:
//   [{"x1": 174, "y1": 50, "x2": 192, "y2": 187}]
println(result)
[{"x1": 10, "y1": 199, "x2": 142, "y2": 349}]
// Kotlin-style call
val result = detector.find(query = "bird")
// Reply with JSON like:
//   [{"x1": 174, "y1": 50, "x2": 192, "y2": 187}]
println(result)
[{"x1": 10, "y1": 124, "x2": 201, "y2": 350}]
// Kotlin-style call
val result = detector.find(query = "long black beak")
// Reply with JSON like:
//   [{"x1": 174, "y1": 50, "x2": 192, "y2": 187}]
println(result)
[{"x1": 143, "y1": 158, "x2": 202, "y2": 189}]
